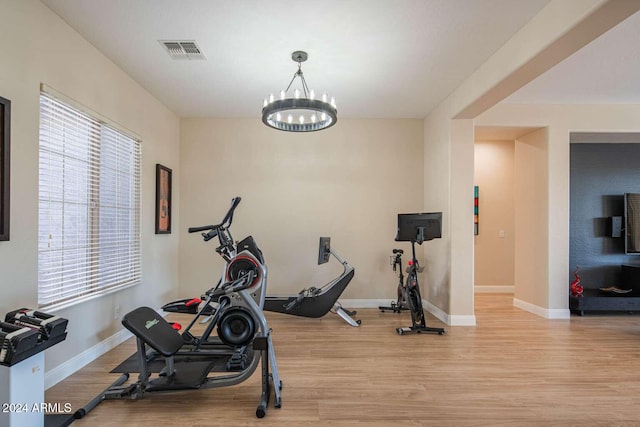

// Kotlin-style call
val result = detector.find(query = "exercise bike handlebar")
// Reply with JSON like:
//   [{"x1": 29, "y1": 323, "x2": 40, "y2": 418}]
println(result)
[
  {"x1": 187, "y1": 197, "x2": 242, "y2": 235},
  {"x1": 221, "y1": 196, "x2": 241, "y2": 227},
  {"x1": 188, "y1": 224, "x2": 216, "y2": 233}
]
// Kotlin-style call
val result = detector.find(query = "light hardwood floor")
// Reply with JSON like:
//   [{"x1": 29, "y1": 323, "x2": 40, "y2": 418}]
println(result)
[{"x1": 45, "y1": 294, "x2": 640, "y2": 426}]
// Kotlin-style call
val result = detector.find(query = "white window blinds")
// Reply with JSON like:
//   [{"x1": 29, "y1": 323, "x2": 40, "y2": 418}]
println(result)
[{"x1": 38, "y1": 91, "x2": 141, "y2": 310}]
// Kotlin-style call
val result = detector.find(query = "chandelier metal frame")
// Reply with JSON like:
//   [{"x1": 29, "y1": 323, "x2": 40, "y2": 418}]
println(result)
[{"x1": 262, "y1": 51, "x2": 337, "y2": 132}]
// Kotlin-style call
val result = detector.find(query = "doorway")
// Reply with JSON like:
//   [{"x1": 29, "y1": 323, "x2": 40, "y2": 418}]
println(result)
[{"x1": 473, "y1": 126, "x2": 542, "y2": 308}]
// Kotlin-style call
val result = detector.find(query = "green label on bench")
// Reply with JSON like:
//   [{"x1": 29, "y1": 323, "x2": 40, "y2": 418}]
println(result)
[{"x1": 145, "y1": 319, "x2": 159, "y2": 329}]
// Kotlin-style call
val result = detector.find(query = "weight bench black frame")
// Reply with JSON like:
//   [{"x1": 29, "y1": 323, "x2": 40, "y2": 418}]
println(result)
[
  {"x1": 121, "y1": 305, "x2": 274, "y2": 390},
  {"x1": 89, "y1": 303, "x2": 279, "y2": 418}
]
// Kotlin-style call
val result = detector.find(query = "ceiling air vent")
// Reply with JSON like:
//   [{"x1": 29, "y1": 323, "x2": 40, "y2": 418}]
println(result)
[{"x1": 159, "y1": 40, "x2": 206, "y2": 60}]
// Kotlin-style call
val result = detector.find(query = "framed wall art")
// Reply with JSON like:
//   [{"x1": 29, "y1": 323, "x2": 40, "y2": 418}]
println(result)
[
  {"x1": 0, "y1": 96, "x2": 10, "y2": 241},
  {"x1": 155, "y1": 164, "x2": 172, "y2": 234},
  {"x1": 474, "y1": 185, "x2": 479, "y2": 236}
]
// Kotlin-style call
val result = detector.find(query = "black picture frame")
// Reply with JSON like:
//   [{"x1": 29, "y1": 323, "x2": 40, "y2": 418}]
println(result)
[
  {"x1": 0, "y1": 96, "x2": 10, "y2": 241},
  {"x1": 155, "y1": 164, "x2": 172, "y2": 234}
]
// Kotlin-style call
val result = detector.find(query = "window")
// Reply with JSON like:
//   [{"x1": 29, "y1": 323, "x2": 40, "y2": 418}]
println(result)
[{"x1": 38, "y1": 90, "x2": 141, "y2": 310}]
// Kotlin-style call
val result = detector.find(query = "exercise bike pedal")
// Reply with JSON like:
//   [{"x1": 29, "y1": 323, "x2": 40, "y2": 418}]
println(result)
[{"x1": 380, "y1": 301, "x2": 409, "y2": 313}]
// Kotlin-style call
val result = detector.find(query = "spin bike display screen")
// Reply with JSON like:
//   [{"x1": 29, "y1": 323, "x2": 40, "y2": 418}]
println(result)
[
  {"x1": 395, "y1": 212, "x2": 442, "y2": 243},
  {"x1": 318, "y1": 237, "x2": 331, "y2": 265}
]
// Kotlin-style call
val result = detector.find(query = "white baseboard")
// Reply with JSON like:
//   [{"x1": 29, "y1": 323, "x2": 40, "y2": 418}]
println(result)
[
  {"x1": 423, "y1": 299, "x2": 476, "y2": 326},
  {"x1": 44, "y1": 308, "x2": 166, "y2": 389},
  {"x1": 475, "y1": 285, "x2": 514, "y2": 293},
  {"x1": 513, "y1": 298, "x2": 571, "y2": 319},
  {"x1": 45, "y1": 328, "x2": 132, "y2": 389},
  {"x1": 422, "y1": 299, "x2": 447, "y2": 325},
  {"x1": 339, "y1": 299, "x2": 391, "y2": 308},
  {"x1": 447, "y1": 314, "x2": 477, "y2": 326},
  {"x1": 341, "y1": 299, "x2": 476, "y2": 326}
]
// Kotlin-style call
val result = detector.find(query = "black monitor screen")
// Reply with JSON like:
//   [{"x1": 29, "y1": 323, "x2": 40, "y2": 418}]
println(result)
[
  {"x1": 318, "y1": 237, "x2": 331, "y2": 265},
  {"x1": 395, "y1": 212, "x2": 442, "y2": 243}
]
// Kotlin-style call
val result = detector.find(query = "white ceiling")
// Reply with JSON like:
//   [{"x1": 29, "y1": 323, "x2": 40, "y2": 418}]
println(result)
[
  {"x1": 39, "y1": 0, "x2": 640, "y2": 120},
  {"x1": 504, "y1": 9, "x2": 640, "y2": 105}
]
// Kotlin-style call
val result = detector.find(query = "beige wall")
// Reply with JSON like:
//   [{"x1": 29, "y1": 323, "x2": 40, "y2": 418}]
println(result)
[
  {"x1": 0, "y1": 0, "x2": 181, "y2": 374},
  {"x1": 449, "y1": 119, "x2": 476, "y2": 319},
  {"x1": 474, "y1": 141, "x2": 515, "y2": 289},
  {"x1": 514, "y1": 129, "x2": 549, "y2": 307},
  {"x1": 422, "y1": 110, "x2": 453, "y2": 317},
  {"x1": 179, "y1": 118, "x2": 424, "y2": 301}
]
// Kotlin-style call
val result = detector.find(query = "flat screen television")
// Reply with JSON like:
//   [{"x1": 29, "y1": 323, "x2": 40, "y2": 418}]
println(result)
[
  {"x1": 625, "y1": 193, "x2": 640, "y2": 255},
  {"x1": 395, "y1": 212, "x2": 442, "y2": 243}
]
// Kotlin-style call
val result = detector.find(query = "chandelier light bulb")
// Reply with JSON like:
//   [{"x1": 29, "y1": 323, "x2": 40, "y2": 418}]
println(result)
[
  {"x1": 280, "y1": 90, "x2": 285, "y2": 100},
  {"x1": 269, "y1": 93, "x2": 274, "y2": 103},
  {"x1": 321, "y1": 112, "x2": 327, "y2": 121},
  {"x1": 299, "y1": 115, "x2": 304, "y2": 124},
  {"x1": 276, "y1": 112, "x2": 281, "y2": 121},
  {"x1": 294, "y1": 89, "x2": 300, "y2": 99},
  {"x1": 309, "y1": 90, "x2": 315, "y2": 100},
  {"x1": 330, "y1": 97, "x2": 336, "y2": 108},
  {"x1": 263, "y1": 99, "x2": 268, "y2": 108},
  {"x1": 287, "y1": 114, "x2": 293, "y2": 124},
  {"x1": 311, "y1": 114, "x2": 317, "y2": 123},
  {"x1": 322, "y1": 93, "x2": 327, "y2": 103}
]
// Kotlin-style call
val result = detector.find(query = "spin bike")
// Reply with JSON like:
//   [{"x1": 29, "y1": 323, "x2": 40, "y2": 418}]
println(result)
[
  {"x1": 378, "y1": 248, "x2": 410, "y2": 313},
  {"x1": 393, "y1": 212, "x2": 445, "y2": 336},
  {"x1": 76, "y1": 197, "x2": 282, "y2": 420}
]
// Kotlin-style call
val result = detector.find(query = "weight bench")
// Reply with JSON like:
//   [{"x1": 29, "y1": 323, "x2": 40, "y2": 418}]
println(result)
[{"x1": 121, "y1": 307, "x2": 184, "y2": 390}]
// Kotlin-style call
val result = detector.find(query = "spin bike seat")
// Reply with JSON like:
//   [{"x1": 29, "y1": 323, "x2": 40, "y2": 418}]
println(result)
[{"x1": 122, "y1": 307, "x2": 183, "y2": 357}]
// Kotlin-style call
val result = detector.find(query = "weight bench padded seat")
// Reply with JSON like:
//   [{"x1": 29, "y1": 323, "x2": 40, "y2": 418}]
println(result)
[{"x1": 122, "y1": 306, "x2": 183, "y2": 357}]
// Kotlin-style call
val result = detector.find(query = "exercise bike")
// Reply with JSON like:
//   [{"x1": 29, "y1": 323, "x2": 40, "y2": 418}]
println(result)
[
  {"x1": 262, "y1": 237, "x2": 361, "y2": 327},
  {"x1": 394, "y1": 212, "x2": 445, "y2": 336},
  {"x1": 76, "y1": 197, "x2": 282, "y2": 420},
  {"x1": 378, "y1": 249, "x2": 410, "y2": 313}
]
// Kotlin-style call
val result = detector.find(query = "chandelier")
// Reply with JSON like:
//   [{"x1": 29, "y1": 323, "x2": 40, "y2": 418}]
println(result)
[{"x1": 262, "y1": 51, "x2": 337, "y2": 132}]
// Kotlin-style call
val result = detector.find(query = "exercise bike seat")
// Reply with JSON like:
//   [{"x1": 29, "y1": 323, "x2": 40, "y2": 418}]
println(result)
[{"x1": 122, "y1": 307, "x2": 183, "y2": 357}]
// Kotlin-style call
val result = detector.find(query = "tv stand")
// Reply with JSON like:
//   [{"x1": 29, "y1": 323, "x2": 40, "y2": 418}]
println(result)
[{"x1": 570, "y1": 288, "x2": 640, "y2": 315}]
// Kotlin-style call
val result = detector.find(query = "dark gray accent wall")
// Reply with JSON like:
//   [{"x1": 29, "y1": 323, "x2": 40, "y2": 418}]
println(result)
[{"x1": 570, "y1": 143, "x2": 640, "y2": 289}]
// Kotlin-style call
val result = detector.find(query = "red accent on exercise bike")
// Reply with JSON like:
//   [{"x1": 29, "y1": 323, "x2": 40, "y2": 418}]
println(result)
[
  {"x1": 186, "y1": 298, "x2": 202, "y2": 306},
  {"x1": 407, "y1": 260, "x2": 413, "y2": 266},
  {"x1": 169, "y1": 322, "x2": 182, "y2": 331},
  {"x1": 226, "y1": 255, "x2": 262, "y2": 289}
]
